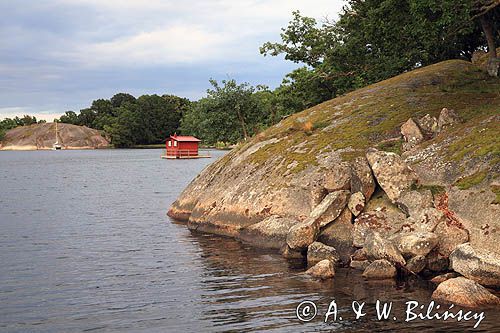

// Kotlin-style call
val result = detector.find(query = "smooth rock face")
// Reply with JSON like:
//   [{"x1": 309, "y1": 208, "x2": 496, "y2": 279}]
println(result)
[
  {"x1": 401, "y1": 118, "x2": 424, "y2": 151},
  {"x1": 362, "y1": 259, "x2": 397, "y2": 279},
  {"x1": 366, "y1": 148, "x2": 418, "y2": 202},
  {"x1": 364, "y1": 232, "x2": 406, "y2": 266},
  {"x1": 350, "y1": 156, "x2": 376, "y2": 201},
  {"x1": 348, "y1": 192, "x2": 365, "y2": 217},
  {"x1": 312, "y1": 190, "x2": 350, "y2": 228},
  {"x1": 432, "y1": 277, "x2": 500, "y2": 308},
  {"x1": 317, "y1": 208, "x2": 353, "y2": 263},
  {"x1": 307, "y1": 242, "x2": 340, "y2": 265},
  {"x1": 438, "y1": 108, "x2": 461, "y2": 130},
  {"x1": 324, "y1": 164, "x2": 351, "y2": 192},
  {"x1": 240, "y1": 215, "x2": 299, "y2": 249},
  {"x1": 449, "y1": 243, "x2": 500, "y2": 287},
  {"x1": 396, "y1": 190, "x2": 433, "y2": 217},
  {"x1": 405, "y1": 255, "x2": 427, "y2": 274},
  {"x1": 286, "y1": 218, "x2": 319, "y2": 250},
  {"x1": 306, "y1": 259, "x2": 335, "y2": 279},
  {"x1": 397, "y1": 232, "x2": 438, "y2": 258}
]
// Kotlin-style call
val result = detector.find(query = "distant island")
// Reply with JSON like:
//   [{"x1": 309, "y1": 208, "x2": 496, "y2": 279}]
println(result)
[{"x1": 0, "y1": 122, "x2": 109, "y2": 150}]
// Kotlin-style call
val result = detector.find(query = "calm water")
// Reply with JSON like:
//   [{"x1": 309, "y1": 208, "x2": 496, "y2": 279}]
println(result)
[{"x1": 0, "y1": 149, "x2": 496, "y2": 332}]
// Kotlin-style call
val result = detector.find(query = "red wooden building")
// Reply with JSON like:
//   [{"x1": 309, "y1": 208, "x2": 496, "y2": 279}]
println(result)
[{"x1": 163, "y1": 134, "x2": 208, "y2": 159}]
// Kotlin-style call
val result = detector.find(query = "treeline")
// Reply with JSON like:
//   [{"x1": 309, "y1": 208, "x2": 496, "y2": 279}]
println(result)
[{"x1": 0, "y1": 115, "x2": 46, "y2": 140}]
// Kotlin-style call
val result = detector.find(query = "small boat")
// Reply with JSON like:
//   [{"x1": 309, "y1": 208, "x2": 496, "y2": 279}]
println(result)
[{"x1": 52, "y1": 122, "x2": 62, "y2": 150}]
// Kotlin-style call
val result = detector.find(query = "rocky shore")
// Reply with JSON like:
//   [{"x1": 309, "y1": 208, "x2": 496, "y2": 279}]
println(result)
[{"x1": 168, "y1": 60, "x2": 500, "y2": 308}]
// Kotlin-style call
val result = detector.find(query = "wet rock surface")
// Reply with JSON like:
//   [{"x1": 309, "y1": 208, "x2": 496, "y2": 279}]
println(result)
[
  {"x1": 307, "y1": 241, "x2": 340, "y2": 266},
  {"x1": 432, "y1": 277, "x2": 500, "y2": 308},
  {"x1": 362, "y1": 259, "x2": 397, "y2": 280},
  {"x1": 306, "y1": 259, "x2": 336, "y2": 279}
]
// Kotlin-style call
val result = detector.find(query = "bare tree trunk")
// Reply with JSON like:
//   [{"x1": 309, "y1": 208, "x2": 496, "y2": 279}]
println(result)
[
  {"x1": 479, "y1": 15, "x2": 499, "y2": 76},
  {"x1": 235, "y1": 106, "x2": 249, "y2": 140}
]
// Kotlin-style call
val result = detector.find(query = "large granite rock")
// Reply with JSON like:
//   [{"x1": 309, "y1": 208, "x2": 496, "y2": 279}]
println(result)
[
  {"x1": 311, "y1": 190, "x2": 350, "y2": 228},
  {"x1": 286, "y1": 217, "x2": 320, "y2": 250},
  {"x1": 433, "y1": 221, "x2": 469, "y2": 257},
  {"x1": 350, "y1": 156, "x2": 376, "y2": 201},
  {"x1": 307, "y1": 241, "x2": 340, "y2": 265},
  {"x1": 366, "y1": 148, "x2": 418, "y2": 202},
  {"x1": 438, "y1": 108, "x2": 461, "y2": 130},
  {"x1": 317, "y1": 208, "x2": 354, "y2": 263},
  {"x1": 405, "y1": 255, "x2": 427, "y2": 274},
  {"x1": 362, "y1": 259, "x2": 397, "y2": 279},
  {"x1": 364, "y1": 232, "x2": 406, "y2": 266},
  {"x1": 306, "y1": 259, "x2": 336, "y2": 279},
  {"x1": 396, "y1": 189, "x2": 433, "y2": 217},
  {"x1": 347, "y1": 191, "x2": 365, "y2": 217},
  {"x1": 449, "y1": 243, "x2": 500, "y2": 287},
  {"x1": 397, "y1": 232, "x2": 438, "y2": 258},
  {"x1": 401, "y1": 118, "x2": 424, "y2": 151},
  {"x1": 432, "y1": 277, "x2": 500, "y2": 308},
  {"x1": 324, "y1": 164, "x2": 351, "y2": 192}
]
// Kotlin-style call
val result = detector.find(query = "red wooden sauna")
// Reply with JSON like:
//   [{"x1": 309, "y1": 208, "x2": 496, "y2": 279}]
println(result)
[{"x1": 163, "y1": 134, "x2": 209, "y2": 159}]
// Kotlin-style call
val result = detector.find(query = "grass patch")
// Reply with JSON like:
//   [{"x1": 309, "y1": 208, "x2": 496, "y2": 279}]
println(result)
[{"x1": 455, "y1": 171, "x2": 488, "y2": 190}]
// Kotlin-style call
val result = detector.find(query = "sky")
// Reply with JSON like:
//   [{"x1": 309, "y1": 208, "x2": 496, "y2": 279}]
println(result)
[{"x1": 0, "y1": 0, "x2": 345, "y2": 121}]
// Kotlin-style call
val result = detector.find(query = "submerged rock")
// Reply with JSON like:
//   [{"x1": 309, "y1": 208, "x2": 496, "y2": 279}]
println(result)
[
  {"x1": 350, "y1": 260, "x2": 371, "y2": 271},
  {"x1": 366, "y1": 148, "x2": 418, "y2": 202},
  {"x1": 432, "y1": 277, "x2": 500, "y2": 308},
  {"x1": 307, "y1": 241, "x2": 340, "y2": 265},
  {"x1": 240, "y1": 215, "x2": 299, "y2": 249},
  {"x1": 449, "y1": 243, "x2": 500, "y2": 287},
  {"x1": 364, "y1": 232, "x2": 406, "y2": 266},
  {"x1": 280, "y1": 244, "x2": 305, "y2": 259},
  {"x1": 362, "y1": 259, "x2": 397, "y2": 279},
  {"x1": 306, "y1": 259, "x2": 335, "y2": 279}
]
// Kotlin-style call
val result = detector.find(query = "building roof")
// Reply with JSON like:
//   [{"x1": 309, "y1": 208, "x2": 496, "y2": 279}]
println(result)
[{"x1": 169, "y1": 135, "x2": 201, "y2": 142}]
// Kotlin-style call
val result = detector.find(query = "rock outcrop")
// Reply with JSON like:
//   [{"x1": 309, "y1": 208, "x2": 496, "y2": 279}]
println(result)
[
  {"x1": 0, "y1": 122, "x2": 109, "y2": 150},
  {"x1": 449, "y1": 243, "x2": 500, "y2": 287},
  {"x1": 432, "y1": 277, "x2": 500, "y2": 308}
]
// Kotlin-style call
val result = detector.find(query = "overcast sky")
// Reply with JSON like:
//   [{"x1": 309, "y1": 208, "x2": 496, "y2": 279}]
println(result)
[{"x1": 0, "y1": 0, "x2": 344, "y2": 120}]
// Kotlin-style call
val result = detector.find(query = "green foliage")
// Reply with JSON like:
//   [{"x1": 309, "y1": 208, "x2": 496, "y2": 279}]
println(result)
[
  {"x1": 455, "y1": 171, "x2": 488, "y2": 189},
  {"x1": 180, "y1": 79, "x2": 271, "y2": 145}
]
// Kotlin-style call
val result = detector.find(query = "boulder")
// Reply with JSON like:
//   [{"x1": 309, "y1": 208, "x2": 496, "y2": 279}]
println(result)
[
  {"x1": 406, "y1": 255, "x2": 427, "y2": 274},
  {"x1": 307, "y1": 241, "x2": 340, "y2": 265},
  {"x1": 317, "y1": 208, "x2": 354, "y2": 263},
  {"x1": 417, "y1": 114, "x2": 439, "y2": 138},
  {"x1": 366, "y1": 148, "x2": 419, "y2": 202},
  {"x1": 432, "y1": 277, "x2": 500, "y2": 308},
  {"x1": 430, "y1": 272, "x2": 460, "y2": 284},
  {"x1": 406, "y1": 207, "x2": 446, "y2": 233},
  {"x1": 350, "y1": 260, "x2": 371, "y2": 270},
  {"x1": 362, "y1": 259, "x2": 397, "y2": 279},
  {"x1": 311, "y1": 190, "x2": 350, "y2": 228},
  {"x1": 286, "y1": 218, "x2": 319, "y2": 250},
  {"x1": 449, "y1": 243, "x2": 500, "y2": 287},
  {"x1": 433, "y1": 222, "x2": 469, "y2": 257},
  {"x1": 306, "y1": 259, "x2": 336, "y2": 279},
  {"x1": 397, "y1": 232, "x2": 438, "y2": 258},
  {"x1": 396, "y1": 189, "x2": 433, "y2": 217},
  {"x1": 324, "y1": 164, "x2": 351, "y2": 192},
  {"x1": 348, "y1": 192, "x2": 365, "y2": 217},
  {"x1": 401, "y1": 118, "x2": 424, "y2": 151},
  {"x1": 438, "y1": 108, "x2": 461, "y2": 130},
  {"x1": 351, "y1": 248, "x2": 368, "y2": 261},
  {"x1": 364, "y1": 232, "x2": 406, "y2": 266},
  {"x1": 350, "y1": 156, "x2": 376, "y2": 201},
  {"x1": 353, "y1": 207, "x2": 406, "y2": 248}
]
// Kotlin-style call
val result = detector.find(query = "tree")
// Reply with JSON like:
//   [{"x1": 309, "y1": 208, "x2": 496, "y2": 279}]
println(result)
[
  {"x1": 110, "y1": 93, "x2": 136, "y2": 108},
  {"x1": 59, "y1": 111, "x2": 80, "y2": 125},
  {"x1": 473, "y1": 0, "x2": 500, "y2": 76}
]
